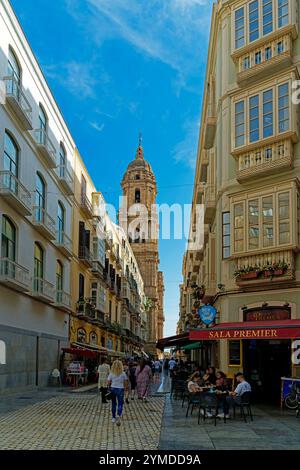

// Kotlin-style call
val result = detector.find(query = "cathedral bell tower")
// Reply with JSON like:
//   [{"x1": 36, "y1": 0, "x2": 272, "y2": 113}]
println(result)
[{"x1": 120, "y1": 135, "x2": 164, "y2": 355}]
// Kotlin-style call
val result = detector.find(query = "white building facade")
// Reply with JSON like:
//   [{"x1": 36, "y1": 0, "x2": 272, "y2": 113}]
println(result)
[{"x1": 0, "y1": 0, "x2": 75, "y2": 392}]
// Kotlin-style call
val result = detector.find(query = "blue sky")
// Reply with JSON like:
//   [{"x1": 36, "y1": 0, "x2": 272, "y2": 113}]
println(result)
[{"x1": 11, "y1": 0, "x2": 214, "y2": 337}]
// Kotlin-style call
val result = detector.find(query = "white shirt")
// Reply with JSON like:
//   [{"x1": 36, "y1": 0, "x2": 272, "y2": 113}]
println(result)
[
  {"x1": 235, "y1": 381, "x2": 251, "y2": 396},
  {"x1": 108, "y1": 372, "x2": 128, "y2": 389}
]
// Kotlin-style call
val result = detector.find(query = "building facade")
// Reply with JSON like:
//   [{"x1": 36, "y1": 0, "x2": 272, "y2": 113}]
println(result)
[
  {"x1": 179, "y1": 0, "x2": 300, "y2": 402},
  {"x1": 120, "y1": 139, "x2": 164, "y2": 355},
  {"x1": 0, "y1": 0, "x2": 74, "y2": 392}
]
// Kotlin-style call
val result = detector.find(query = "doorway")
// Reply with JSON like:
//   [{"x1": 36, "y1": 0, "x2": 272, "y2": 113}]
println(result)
[{"x1": 243, "y1": 339, "x2": 291, "y2": 405}]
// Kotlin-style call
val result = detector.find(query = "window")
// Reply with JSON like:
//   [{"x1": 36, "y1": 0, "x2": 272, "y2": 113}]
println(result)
[
  {"x1": 77, "y1": 328, "x2": 86, "y2": 343},
  {"x1": 265, "y1": 47, "x2": 272, "y2": 60},
  {"x1": 278, "y1": 192, "x2": 290, "y2": 244},
  {"x1": 1, "y1": 216, "x2": 16, "y2": 262},
  {"x1": 278, "y1": 83, "x2": 289, "y2": 133},
  {"x1": 109, "y1": 300, "x2": 112, "y2": 315},
  {"x1": 263, "y1": 89, "x2": 273, "y2": 138},
  {"x1": 243, "y1": 56, "x2": 250, "y2": 70},
  {"x1": 90, "y1": 332, "x2": 98, "y2": 345},
  {"x1": 277, "y1": 41, "x2": 284, "y2": 54},
  {"x1": 263, "y1": 196, "x2": 274, "y2": 247},
  {"x1": 135, "y1": 189, "x2": 141, "y2": 203},
  {"x1": 34, "y1": 242, "x2": 44, "y2": 292},
  {"x1": 235, "y1": 101, "x2": 245, "y2": 147},
  {"x1": 234, "y1": 204, "x2": 245, "y2": 252},
  {"x1": 255, "y1": 51, "x2": 262, "y2": 64},
  {"x1": 3, "y1": 132, "x2": 18, "y2": 193},
  {"x1": 56, "y1": 261, "x2": 63, "y2": 297},
  {"x1": 249, "y1": 1, "x2": 259, "y2": 42},
  {"x1": 81, "y1": 174, "x2": 87, "y2": 202},
  {"x1": 38, "y1": 105, "x2": 47, "y2": 145},
  {"x1": 263, "y1": 0, "x2": 273, "y2": 36},
  {"x1": 278, "y1": 0, "x2": 289, "y2": 28},
  {"x1": 57, "y1": 202, "x2": 65, "y2": 243},
  {"x1": 59, "y1": 143, "x2": 66, "y2": 178},
  {"x1": 35, "y1": 173, "x2": 45, "y2": 223},
  {"x1": 232, "y1": 190, "x2": 292, "y2": 253},
  {"x1": 79, "y1": 273, "x2": 85, "y2": 300},
  {"x1": 249, "y1": 95, "x2": 259, "y2": 142},
  {"x1": 7, "y1": 48, "x2": 21, "y2": 97},
  {"x1": 248, "y1": 199, "x2": 259, "y2": 249},
  {"x1": 222, "y1": 212, "x2": 231, "y2": 259},
  {"x1": 235, "y1": 7, "x2": 245, "y2": 49}
]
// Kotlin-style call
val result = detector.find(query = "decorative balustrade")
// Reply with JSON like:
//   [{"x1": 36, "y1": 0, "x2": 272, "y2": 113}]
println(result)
[
  {"x1": 0, "y1": 171, "x2": 31, "y2": 215},
  {"x1": 3, "y1": 76, "x2": 32, "y2": 129}
]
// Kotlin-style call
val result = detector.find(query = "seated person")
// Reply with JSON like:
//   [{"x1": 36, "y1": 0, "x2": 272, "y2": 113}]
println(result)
[
  {"x1": 187, "y1": 372, "x2": 204, "y2": 393},
  {"x1": 203, "y1": 366, "x2": 217, "y2": 386},
  {"x1": 222, "y1": 373, "x2": 251, "y2": 418},
  {"x1": 215, "y1": 371, "x2": 230, "y2": 391}
]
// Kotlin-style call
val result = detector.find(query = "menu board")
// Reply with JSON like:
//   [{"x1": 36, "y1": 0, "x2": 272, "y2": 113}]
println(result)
[{"x1": 228, "y1": 340, "x2": 241, "y2": 366}]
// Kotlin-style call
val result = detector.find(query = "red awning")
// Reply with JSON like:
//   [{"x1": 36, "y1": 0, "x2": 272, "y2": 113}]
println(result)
[
  {"x1": 156, "y1": 332, "x2": 190, "y2": 351},
  {"x1": 190, "y1": 320, "x2": 300, "y2": 341},
  {"x1": 62, "y1": 347, "x2": 100, "y2": 358}
]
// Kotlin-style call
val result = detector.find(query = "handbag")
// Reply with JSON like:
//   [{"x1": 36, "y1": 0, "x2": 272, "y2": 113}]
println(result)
[{"x1": 105, "y1": 389, "x2": 113, "y2": 401}]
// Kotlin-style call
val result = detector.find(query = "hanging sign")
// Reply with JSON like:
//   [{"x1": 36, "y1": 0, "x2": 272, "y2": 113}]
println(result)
[{"x1": 198, "y1": 305, "x2": 217, "y2": 326}]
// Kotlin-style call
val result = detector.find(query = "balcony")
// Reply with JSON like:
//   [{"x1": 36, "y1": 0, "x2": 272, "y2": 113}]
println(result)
[
  {"x1": 55, "y1": 230, "x2": 73, "y2": 258},
  {"x1": 0, "y1": 171, "x2": 31, "y2": 216},
  {"x1": 204, "y1": 104, "x2": 217, "y2": 150},
  {"x1": 57, "y1": 165, "x2": 74, "y2": 196},
  {"x1": 91, "y1": 260, "x2": 104, "y2": 278},
  {"x1": 235, "y1": 33, "x2": 294, "y2": 86},
  {"x1": 234, "y1": 250, "x2": 295, "y2": 287},
  {"x1": 32, "y1": 277, "x2": 55, "y2": 303},
  {"x1": 3, "y1": 76, "x2": 33, "y2": 130},
  {"x1": 55, "y1": 290, "x2": 71, "y2": 312},
  {"x1": 32, "y1": 207, "x2": 56, "y2": 240},
  {"x1": 0, "y1": 258, "x2": 30, "y2": 292},
  {"x1": 236, "y1": 139, "x2": 293, "y2": 183},
  {"x1": 33, "y1": 129, "x2": 56, "y2": 168},
  {"x1": 203, "y1": 185, "x2": 216, "y2": 223},
  {"x1": 80, "y1": 194, "x2": 93, "y2": 219},
  {"x1": 76, "y1": 298, "x2": 95, "y2": 317},
  {"x1": 78, "y1": 246, "x2": 92, "y2": 267}
]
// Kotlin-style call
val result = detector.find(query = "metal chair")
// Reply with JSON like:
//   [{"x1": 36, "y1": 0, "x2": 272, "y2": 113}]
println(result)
[
  {"x1": 198, "y1": 392, "x2": 219, "y2": 426},
  {"x1": 171, "y1": 379, "x2": 186, "y2": 400},
  {"x1": 185, "y1": 392, "x2": 201, "y2": 418},
  {"x1": 233, "y1": 391, "x2": 253, "y2": 423}
]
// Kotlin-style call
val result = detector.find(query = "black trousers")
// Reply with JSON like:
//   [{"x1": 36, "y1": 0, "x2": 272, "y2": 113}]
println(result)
[{"x1": 100, "y1": 387, "x2": 108, "y2": 403}]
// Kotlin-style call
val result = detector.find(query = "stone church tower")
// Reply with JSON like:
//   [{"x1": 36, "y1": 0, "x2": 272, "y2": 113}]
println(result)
[{"x1": 120, "y1": 136, "x2": 164, "y2": 355}]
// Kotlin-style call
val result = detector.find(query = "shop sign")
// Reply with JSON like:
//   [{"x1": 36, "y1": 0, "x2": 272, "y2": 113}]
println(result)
[
  {"x1": 190, "y1": 327, "x2": 300, "y2": 341},
  {"x1": 245, "y1": 308, "x2": 290, "y2": 322},
  {"x1": 198, "y1": 305, "x2": 217, "y2": 326}
]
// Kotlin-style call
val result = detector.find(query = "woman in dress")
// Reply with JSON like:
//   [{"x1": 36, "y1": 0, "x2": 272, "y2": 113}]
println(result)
[{"x1": 135, "y1": 359, "x2": 152, "y2": 402}]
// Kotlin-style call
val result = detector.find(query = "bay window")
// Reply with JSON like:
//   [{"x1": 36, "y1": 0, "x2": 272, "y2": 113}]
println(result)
[{"x1": 235, "y1": 7, "x2": 245, "y2": 49}]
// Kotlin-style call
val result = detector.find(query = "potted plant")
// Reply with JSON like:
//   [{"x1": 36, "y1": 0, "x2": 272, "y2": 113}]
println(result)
[
  {"x1": 263, "y1": 263, "x2": 274, "y2": 278},
  {"x1": 234, "y1": 266, "x2": 260, "y2": 280},
  {"x1": 273, "y1": 261, "x2": 288, "y2": 276}
]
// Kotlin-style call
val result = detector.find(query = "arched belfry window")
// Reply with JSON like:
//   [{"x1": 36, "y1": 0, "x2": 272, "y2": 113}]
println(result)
[{"x1": 135, "y1": 189, "x2": 141, "y2": 203}]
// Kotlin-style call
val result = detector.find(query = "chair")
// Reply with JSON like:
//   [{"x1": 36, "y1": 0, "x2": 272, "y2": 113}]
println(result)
[
  {"x1": 171, "y1": 379, "x2": 186, "y2": 400},
  {"x1": 233, "y1": 391, "x2": 253, "y2": 423},
  {"x1": 185, "y1": 392, "x2": 201, "y2": 418},
  {"x1": 181, "y1": 384, "x2": 190, "y2": 408},
  {"x1": 198, "y1": 392, "x2": 220, "y2": 426}
]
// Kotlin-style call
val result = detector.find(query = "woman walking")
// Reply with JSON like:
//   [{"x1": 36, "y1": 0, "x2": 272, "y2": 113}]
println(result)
[
  {"x1": 135, "y1": 359, "x2": 152, "y2": 402},
  {"x1": 97, "y1": 357, "x2": 110, "y2": 404},
  {"x1": 128, "y1": 361, "x2": 137, "y2": 400},
  {"x1": 107, "y1": 360, "x2": 128, "y2": 426}
]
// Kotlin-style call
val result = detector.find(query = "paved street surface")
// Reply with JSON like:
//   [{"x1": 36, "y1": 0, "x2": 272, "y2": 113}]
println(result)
[
  {"x1": 1, "y1": 387, "x2": 300, "y2": 450},
  {"x1": 0, "y1": 389, "x2": 165, "y2": 450},
  {"x1": 159, "y1": 398, "x2": 300, "y2": 450}
]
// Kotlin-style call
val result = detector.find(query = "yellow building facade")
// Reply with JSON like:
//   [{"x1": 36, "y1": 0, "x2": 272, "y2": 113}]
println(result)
[{"x1": 179, "y1": 0, "x2": 300, "y2": 401}]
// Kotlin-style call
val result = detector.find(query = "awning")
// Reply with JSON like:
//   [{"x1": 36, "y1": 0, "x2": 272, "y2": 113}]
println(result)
[
  {"x1": 190, "y1": 320, "x2": 300, "y2": 341},
  {"x1": 156, "y1": 333, "x2": 190, "y2": 351},
  {"x1": 62, "y1": 347, "x2": 99, "y2": 358},
  {"x1": 180, "y1": 341, "x2": 202, "y2": 351}
]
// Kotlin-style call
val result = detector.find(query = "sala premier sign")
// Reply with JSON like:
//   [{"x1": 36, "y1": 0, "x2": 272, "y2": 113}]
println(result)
[{"x1": 190, "y1": 327, "x2": 300, "y2": 341}]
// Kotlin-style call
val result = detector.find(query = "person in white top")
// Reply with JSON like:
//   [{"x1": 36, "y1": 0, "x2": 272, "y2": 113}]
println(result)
[{"x1": 107, "y1": 360, "x2": 128, "y2": 426}]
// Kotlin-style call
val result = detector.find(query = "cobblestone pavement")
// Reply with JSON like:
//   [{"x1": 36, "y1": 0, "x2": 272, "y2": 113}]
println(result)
[
  {"x1": 0, "y1": 391, "x2": 165, "y2": 450},
  {"x1": 159, "y1": 398, "x2": 300, "y2": 450}
]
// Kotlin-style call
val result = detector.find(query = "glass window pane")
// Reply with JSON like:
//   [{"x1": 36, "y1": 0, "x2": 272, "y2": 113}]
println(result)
[
  {"x1": 234, "y1": 204, "x2": 244, "y2": 252},
  {"x1": 249, "y1": 95, "x2": 259, "y2": 142},
  {"x1": 278, "y1": 83, "x2": 289, "y2": 133},
  {"x1": 263, "y1": 196, "x2": 274, "y2": 247},
  {"x1": 235, "y1": 7, "x2": 245, "y2": 49},
  {"x1": 248, "y1": 199, "x2": 259, "y2": 249},
  {"x1": 278, "y1": 0, "x2": 289, "y2": 28},
  {"x1": 249, "y1": 1, "x2": 259, "y2": 42},
  {"x1": 263, "y1": 89, "x2": 273, "y2": 138},
  {"x1": 278, "y1": 192, "x2": 290, "y2": 244},
  {"x1": 263, "y1": 0, "x2": 273, "y2": 35}
]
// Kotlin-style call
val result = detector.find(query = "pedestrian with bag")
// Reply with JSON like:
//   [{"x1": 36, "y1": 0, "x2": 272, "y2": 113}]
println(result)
[
  {"x1": 107, "y1": 360, "x2": 129, "y2": 426},
  {"x1": 97, "y1": 357, "x2": 110, "y2": 404}
]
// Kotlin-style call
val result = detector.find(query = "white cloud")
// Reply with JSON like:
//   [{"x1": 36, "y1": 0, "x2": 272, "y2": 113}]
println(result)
[
  {"x1": 64, "y1": 0, "x2": 214, "y2": 92},
  {"x1": 89, "y1": 121, "x2": 105, "y2": 132}
]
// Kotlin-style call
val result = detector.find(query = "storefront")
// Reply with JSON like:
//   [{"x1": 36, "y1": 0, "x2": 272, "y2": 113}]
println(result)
[{"x1": 190, "y1": 314, "x2": 300, "y2": 404}]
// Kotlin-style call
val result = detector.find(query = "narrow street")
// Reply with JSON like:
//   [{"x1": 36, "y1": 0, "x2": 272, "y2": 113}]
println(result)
[{"x1": 1, "y1": 387, "x2": 300, "y2": 450}]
